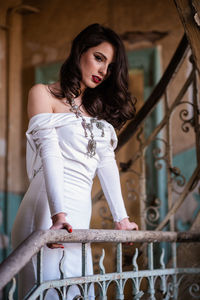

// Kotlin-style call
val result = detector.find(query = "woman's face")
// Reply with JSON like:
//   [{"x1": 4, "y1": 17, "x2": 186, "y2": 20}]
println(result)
[{"x1": 79, "y1": 41, "x2": 115, "y2": 90}]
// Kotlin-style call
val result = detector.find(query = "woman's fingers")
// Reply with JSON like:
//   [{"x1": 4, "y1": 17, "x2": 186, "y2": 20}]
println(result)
[
  {"x1": 47, "y1": 243, "x2": 64, "y2": 249},
  {"x1": 48, "y1": 221, "x2": 73, "y2": 249},
  {"x1": 114, "y1": 219, "x2": 139, "y2": 246},
  {"x1": 63, "y1": 222, "x2": 73, "y2": 233},
  {"x1": 131, "y1": 222, "x2": 139, "y2": 231}
]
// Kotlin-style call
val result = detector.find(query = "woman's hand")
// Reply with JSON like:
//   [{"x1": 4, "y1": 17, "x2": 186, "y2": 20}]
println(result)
[
  {"x1": 115, "y1": 218, "x2": 138, "y2": 246},
  {"x1": 47, "y1": 212, "x2": 72, "y2": 249},
  {"x1": 114, "y1": 217, "x2": 138, "y2": 231}
]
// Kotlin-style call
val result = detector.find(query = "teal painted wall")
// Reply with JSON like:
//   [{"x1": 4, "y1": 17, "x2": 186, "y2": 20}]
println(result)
[
  {"x1": 35, "y1": 62, "x2": 62, "y2": 84},
  {"x1": 173, "y1": 147, "x2": 196, "y2": 182},
  {"x1": 173, "y1": 147, "x2": 199, "y2": 231},
  {"x1": 0, "y1": 192, "x2": 22, "y2": 262}
]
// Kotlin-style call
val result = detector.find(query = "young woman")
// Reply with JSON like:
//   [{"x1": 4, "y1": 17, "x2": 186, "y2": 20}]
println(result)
[{"x1": 12, "y1": 23, "x2": 138, "y2": 299}]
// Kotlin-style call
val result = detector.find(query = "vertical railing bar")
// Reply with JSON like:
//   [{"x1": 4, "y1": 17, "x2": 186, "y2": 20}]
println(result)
[
  {"x1": 116, "y1": 242, "x2": 122, "y2": 273},
  {"x1": 147, "y1": 243, "x2": 153, "y2": 271},
  {"x1": 116, "y1": 242, "x2": 124, "y2": 300},
  {"x1": 82, "y1": 243, "x2": 87, "y2": 277},
  {"x1": 172, "y1": 242, "x2": 178, "y2": 299},
  {"x1": 147, "y1": 243, "x2": 155, "y2": 300},
  {"x1": 172, "y1": 242, "x2": 177, "y2": 269},
  {"x1": 36, "y1": 248, "x2": 43, "y2": 300},
  {"x1": 37, "y1": 248, "x2": 43, "y2": 285},
  {"x1": 82, "y1": 243, "x2": 89, "y2": 300}
]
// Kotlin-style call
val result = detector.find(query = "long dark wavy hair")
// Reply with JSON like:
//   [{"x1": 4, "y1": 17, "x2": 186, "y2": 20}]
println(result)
[{"x1": 50, "y1": 23, "x2": 136, "y2": 129}]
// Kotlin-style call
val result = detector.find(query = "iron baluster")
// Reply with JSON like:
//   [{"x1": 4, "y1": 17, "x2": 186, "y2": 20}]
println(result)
[
  {"x1": 116, "y1": 243, "x2": 124, "y2": 300},
  {"x1": 82, "y1": 243, "x2": 89, "y2": 300},
  {"x1": 147, "y1": 243, "x2": 156, "y2": 300}
]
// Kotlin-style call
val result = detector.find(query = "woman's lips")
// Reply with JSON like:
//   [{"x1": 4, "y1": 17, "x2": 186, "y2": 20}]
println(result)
[{"x1": 92, "y1": 75, "x2": 102, "y2": 84}]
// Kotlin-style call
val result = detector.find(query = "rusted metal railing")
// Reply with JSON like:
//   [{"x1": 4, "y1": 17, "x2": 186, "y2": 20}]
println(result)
[{"x1": 0, "y1": 229, "x2": 200, "y2": 299}]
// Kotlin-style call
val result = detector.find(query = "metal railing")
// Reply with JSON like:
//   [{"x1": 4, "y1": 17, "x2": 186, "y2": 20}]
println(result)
[{"x1": 0, "y1": 229, "x2": 200, "y2": 299}]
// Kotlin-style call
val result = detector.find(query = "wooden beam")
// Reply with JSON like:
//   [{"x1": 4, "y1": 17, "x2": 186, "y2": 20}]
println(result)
[{"x1": 174, "y1": 0, "x2": 200, "y2": 75}]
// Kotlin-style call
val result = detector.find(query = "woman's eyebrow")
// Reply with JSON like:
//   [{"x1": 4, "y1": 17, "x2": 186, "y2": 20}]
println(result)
[
  {"x1": 95, "y1": 51, "x2": 114, "y2": 64},
  {"x1": 95, "y1": 51, "x2": 107, "y2": 60}
]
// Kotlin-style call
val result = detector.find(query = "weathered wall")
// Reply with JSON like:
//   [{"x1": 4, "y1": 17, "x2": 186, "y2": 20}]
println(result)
[{"x1": 22, "y1": 0, "x2": 183, "y2": 69}]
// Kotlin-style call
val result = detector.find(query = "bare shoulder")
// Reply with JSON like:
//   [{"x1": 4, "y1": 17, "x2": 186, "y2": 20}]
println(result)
[{"x1": 27, "y1": 83, "x2": 53, "y2": 119}]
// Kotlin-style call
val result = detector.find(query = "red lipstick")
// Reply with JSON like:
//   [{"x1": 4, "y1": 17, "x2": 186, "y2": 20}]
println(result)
[{"x1": 92, "y1": 75, "x2": 102, "y2": 84}]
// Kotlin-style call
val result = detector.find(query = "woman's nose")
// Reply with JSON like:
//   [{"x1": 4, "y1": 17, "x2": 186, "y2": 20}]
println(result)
[{"x1": 99, "y1": 64, "x2": 108, "y2": 77}]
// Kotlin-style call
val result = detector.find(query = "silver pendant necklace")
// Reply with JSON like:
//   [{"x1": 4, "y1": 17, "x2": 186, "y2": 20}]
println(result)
[{"x1": 66, "y1": 98, "x2": 105, "y2": 157}]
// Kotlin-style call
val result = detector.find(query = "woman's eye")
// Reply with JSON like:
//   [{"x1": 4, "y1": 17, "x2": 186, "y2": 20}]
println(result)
[{"x1": 95, "y1": 55, "x2": 102, "y2": 62}]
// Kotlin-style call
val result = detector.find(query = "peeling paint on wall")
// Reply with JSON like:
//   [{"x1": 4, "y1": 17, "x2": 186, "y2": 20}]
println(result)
[{"x1": 43, "y1": 46, "x2": 58, "y2": 61}]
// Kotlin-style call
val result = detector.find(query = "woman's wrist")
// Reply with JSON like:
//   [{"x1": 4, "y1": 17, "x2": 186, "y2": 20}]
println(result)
[
  {"x1": 115, "y1": 217, "x2": 138, "y2": 231},
  {"x1": 51, "y1": 212, "x2": 66, "y2": 223},
  {"x1": 114, "y1": 217, "x2": 129, "y2": 229}
]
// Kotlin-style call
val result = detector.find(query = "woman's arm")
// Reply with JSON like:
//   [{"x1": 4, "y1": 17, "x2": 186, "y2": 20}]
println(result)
[
  {"x1": 97, "y1": 155, "x2": 138, "y2": 231},
  {"x1": 28, "y1": 84, "x2": 72, "y2": 248}
]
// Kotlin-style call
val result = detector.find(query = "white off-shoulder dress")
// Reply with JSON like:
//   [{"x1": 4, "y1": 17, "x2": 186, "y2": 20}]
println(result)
[{"x1": 12, "y1": 113, "x2": 128, "y2": 300}]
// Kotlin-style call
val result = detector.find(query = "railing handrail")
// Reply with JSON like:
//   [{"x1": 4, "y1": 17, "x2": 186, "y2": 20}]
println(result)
[
  {"x1": 116, "y1": 33, "x2": 189, "y2": 151},
  {"x1": 1, "y1": 229, "x2": 200, "y2": 290}
]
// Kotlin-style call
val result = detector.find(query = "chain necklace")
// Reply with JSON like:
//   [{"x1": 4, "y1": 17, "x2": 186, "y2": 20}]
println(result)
[{"x1": 66, "y1": 98, "x2": 105, "y2": 157}]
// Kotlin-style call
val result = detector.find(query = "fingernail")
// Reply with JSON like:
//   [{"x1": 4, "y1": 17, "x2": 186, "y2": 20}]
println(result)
[{"x1": 69, "y1": 228, "x2": 72, "y2": 233}]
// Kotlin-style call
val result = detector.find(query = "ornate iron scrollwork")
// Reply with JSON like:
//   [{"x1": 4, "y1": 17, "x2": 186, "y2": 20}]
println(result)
[
  {"x1": 153, "y1": 138, "x2": 168, "y2": 170},
  {"x1": 189, "y1": 283, "x2": 200, "y2": 299},
  {"x1": 169, "y1": 166, "x2": 186, "y2": 189},
  {"x1": 145, "y1": 198, "x2": 161, "y2": 227},
  {"x1": 178, "y1": 101, "x2": 196, "y2": 133}
]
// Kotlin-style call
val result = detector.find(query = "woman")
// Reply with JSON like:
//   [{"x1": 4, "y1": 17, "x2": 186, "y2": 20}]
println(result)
[{"x1": 12, "y1": 23, "x2": 138, "y2": 299}]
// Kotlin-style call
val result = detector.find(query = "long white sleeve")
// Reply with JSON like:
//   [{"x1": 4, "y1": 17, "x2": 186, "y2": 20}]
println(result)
[
  {"x1": 97, "y1": 147, "x2": 128, "y2": 222},
  {"x1": 32, "y1": 127, "x2": 66, "y2": 217}
]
